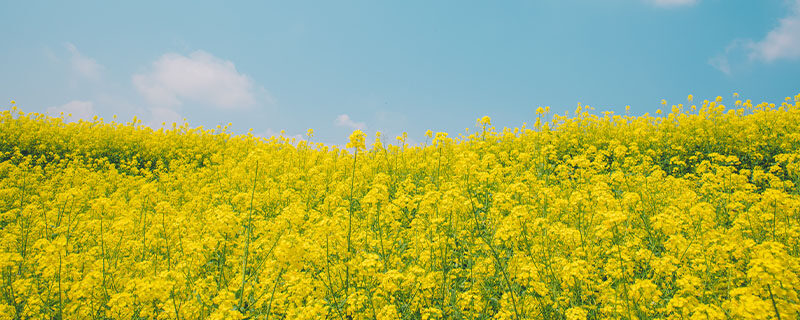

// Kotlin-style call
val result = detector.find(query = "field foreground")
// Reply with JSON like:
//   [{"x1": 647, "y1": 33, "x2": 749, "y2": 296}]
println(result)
[{"x1": 2, "y1": 95, "x2": 800, "y2": 319}]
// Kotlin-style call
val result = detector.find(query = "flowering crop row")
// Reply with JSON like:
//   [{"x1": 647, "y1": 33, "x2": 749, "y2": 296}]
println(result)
[{"x1": 1, "y1": 94, "x2": 799, "y2": 319}]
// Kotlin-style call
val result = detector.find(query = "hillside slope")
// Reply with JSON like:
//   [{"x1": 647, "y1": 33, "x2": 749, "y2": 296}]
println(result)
[{"x1": 2, "y1": 95, "x2": 800, "y2": 319}]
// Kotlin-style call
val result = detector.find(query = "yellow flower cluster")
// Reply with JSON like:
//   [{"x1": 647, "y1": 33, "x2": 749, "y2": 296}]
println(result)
[{"x1": 1, "y1": 93, "x2": 800, "y2": 319}]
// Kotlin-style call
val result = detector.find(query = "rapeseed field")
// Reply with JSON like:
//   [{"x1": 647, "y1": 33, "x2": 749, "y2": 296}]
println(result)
[{"x1": 1, "y1": 94, "x2": 800, "y2": 319}]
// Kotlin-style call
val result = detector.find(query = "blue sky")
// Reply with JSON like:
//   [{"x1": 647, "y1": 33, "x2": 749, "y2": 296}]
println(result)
[{"x1": 2, "y1": 0, "x2": 799, "y2": 145}]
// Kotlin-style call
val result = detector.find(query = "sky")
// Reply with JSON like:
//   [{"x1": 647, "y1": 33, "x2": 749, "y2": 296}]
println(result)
[{"x1": 1, "y1": 0, "x2": 799, "y2": 145}]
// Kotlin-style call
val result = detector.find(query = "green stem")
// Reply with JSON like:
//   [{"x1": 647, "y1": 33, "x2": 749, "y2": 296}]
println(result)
[
  {"x1": 346, "y1": 148, "x2": 358, "y2": 296},
  {"x1": 238, "y1": 161, "x2": 259, "y2": 312},
  {"x1": 767, "y1": 284, "x2": 782, "y2": 320},
  {"x1": 265, "y1": 269, "x2": 285, "y2": 320}
]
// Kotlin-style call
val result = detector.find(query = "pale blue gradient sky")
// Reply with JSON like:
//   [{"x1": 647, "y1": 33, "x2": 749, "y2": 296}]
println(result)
[{"x1": 1, "y1": 0, "x2": 799, "y2": 144}]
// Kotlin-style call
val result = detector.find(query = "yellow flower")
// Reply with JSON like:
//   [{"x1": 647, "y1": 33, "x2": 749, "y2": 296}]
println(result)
[
  {"x1": 565, "y1": 307, "x2": 588, "y2": 320},
  {"x1": 433, "y1": 132, "x2": 448, "y2": 146},
  {"x1": 346, "y1": 129, "x2": 366, "y2": 150},
  {"x1": 3, "y1": 90, "x2": 800, "y2": 319}
]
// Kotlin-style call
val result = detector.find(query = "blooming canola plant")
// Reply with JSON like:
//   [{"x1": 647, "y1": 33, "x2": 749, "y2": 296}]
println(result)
[{"x1": 1, "y1": 94, "x2": 800, "y2": 319}]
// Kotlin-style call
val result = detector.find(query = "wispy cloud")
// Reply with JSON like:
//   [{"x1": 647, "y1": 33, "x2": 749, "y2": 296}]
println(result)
[
  {"x1": 649, "y1": 0, "x2": 698, "y2": 7},
  {"x1": 748, "y1": 0, "x2": 800, "y2": 62},
  {"x1": 66, "y1": 43, "x2": 103, "y2": 81},
  {"x1": 46, "y1": 100, "x2": 95, "y2": 121},
  {"x1": 711, "y1": 1, "x2": 800, "y2": 74},
  {"x1": 335, "y1": 114, "x2": 366, "y2": 130},
  {"x1": 133, "y1": 51, "x2": 260, "y2": 109},
  {"x1": 708, "y1": 40, "x2": 747, "y2": 75},
  {"x1": 708, "y1": 55, "x2": 731, "y2": 75}
]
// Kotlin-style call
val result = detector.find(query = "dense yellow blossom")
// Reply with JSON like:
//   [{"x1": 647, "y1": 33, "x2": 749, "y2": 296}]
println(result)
[{"x1": 1, "y1": 93, "x2": 800, "y2": 319}]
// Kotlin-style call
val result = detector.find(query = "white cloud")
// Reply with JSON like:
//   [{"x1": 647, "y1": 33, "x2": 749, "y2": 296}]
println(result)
[
  {"x1": 46, "y1": 100, "x2": 95, "y2": 121},
  {"x1": 711, "y1": 1, "x2": 800, "y2": 74},
  {"x1": 133, "y1": 50, "x2": 258, "y2": 109},
  {"x1": 66, "y1": 43, "x2": 103, "y2": 81},
  {"x1": 335, "y1": 114, "x2": 366, "y2": 130},
  {"x1": 708, "y1": 40, "x2": 745, "y2": 75},
  {"x1": 649, "y1": 0, "x2": 698, "y2": 7},
  {"x1": 748, "y1": 1, "x2": 800, "y2": 62},
  {"x1": 708, "y1": 55, "x2": 731, "y2": 75}
]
